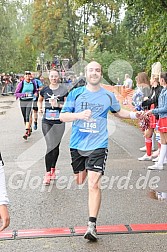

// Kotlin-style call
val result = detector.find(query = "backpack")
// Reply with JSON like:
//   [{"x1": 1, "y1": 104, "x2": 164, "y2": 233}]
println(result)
[
  {"x1": 19, "y1": 80, "x2": 36, "y2": 93},
  {"x1": 34, "y1": 78, "x2": 41, "y2": 89}
]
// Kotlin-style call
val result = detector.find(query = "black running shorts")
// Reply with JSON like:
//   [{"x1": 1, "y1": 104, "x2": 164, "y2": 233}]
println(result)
[
  {"x1": 33, "y1": 100, "x2": 38, "y2": 111},
  {"x1": 70, "y1": 148, "x2": 108, "y2": 175}
]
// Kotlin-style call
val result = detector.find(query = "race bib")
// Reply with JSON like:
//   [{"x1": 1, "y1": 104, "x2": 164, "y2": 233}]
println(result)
[
  {"x1": 45, "y1": 109, "x2": 60, "y2": 120},
  {"x1": 27, "y1": 92, "x2": 33, "y2": 98},
  {"x1": 77, "y1": 118, "x2": 100, "y2": 133},
  {"x1": 21, "y1": 92, "x2": 33, "y2": 100}
]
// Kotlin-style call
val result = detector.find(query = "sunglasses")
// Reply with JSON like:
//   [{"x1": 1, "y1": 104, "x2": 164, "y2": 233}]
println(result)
[{"x1": 25, "y1": 71, "x2": 31, "y2": 75}]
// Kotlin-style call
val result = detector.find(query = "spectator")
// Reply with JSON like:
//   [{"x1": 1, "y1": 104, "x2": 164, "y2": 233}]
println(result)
[{"x1": 122, "y1": 74, "x2": 133, "y2": 105}]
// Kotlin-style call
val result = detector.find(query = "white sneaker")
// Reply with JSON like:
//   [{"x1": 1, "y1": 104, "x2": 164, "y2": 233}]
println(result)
[
  {"x1": 147, "y1": 162, "x2": 163, "y2": 170},
  {"x1": 139, "y1": 146, "x2": 156, "y2": 152},
  {"x1": 138, "y1": 153, "x2": 152, "y2": 161},
  {"x1": 152, "y1": 156, "x2": 159, "y2": 162},
  {"x1": 152, "y1": 157, "x2": 167, "y2": 164},
  {"x1": 139, "y1": 146, "x2": 146, "y2": 152},
  {"x1": 84, "y1": 222, "x2": 97, "y2": 241},
  {"x1": 164, "y1": 158, "x2": 167, "y2": 164}
]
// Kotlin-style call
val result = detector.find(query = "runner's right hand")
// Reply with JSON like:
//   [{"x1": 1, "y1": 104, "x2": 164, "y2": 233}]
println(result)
[{"x1": 77, "y1": 109, "x2": 91, "y2": 121}]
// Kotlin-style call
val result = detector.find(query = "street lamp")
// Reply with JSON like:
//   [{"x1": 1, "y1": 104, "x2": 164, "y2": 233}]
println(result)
[{"x1": 40, "y1": 52, "x2": 45, "y2": 72}]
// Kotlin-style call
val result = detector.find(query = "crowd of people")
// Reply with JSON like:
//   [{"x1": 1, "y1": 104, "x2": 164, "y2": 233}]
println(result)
[
  {"x1": 0, "y1": 73, "x2": 19, "y2": 95},
  {"x1": 130, "y1": 62, "x2": 167, "y2": 171},
  {"x1": 0, "y1": 60, "x2": 167, "y2": 243}
]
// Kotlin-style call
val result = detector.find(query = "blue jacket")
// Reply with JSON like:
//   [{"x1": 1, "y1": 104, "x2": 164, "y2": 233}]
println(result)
[{"x1": 152, "y1": 87, "x2": 167, "y2": 118}]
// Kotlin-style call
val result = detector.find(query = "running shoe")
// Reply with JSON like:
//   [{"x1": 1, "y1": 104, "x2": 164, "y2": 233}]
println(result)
[
  {"x1": 50, "y1": 168, "x2": 56, "y2": 180},
  {"x1": 34, "y1": 122, "x2": 37, "y2": 130},
  {"x1": 23, "y1": 132, "x2": 28, "y2": 140},
  {"x1": 27, "y1": 129, "x2": 31, "y2": 137},
  {"x1": 147, "y1": 162, "x2": 163, "y2": 170},
  {"x1": 138, "y1": 153, "x2": 152, "y2": 161},
  {"x1": 43, "y1": 172, "x2": 51, "y2": 185},
  {"x1": 84, "y1": 221, "x2": 97, "y2": 241}
]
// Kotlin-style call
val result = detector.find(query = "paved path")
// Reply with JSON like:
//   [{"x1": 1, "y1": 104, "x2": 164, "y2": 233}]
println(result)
[
  {"x1": 0, "y1": 95, "x2": 15, "y2": 115},
  {"x1": 0, "y1": 94, "x2": 167, "y2": 252}
]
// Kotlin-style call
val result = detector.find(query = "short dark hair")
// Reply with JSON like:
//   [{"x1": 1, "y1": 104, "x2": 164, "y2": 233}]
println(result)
[
  {"x1": 49, "y1": 69, "x2": 60, "y2": 76},
  {"x1": 160, "y1": 72, "x2": 167, "y2": 83}
]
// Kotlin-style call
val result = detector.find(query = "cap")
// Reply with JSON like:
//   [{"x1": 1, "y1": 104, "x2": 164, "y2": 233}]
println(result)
[{"x1": 25, "y1": 71, "x2": 31, "y2": 75}]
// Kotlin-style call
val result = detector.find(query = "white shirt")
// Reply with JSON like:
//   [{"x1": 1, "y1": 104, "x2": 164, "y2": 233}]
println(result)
[{"x1": 124, "y1": 78, "x2": 133, "y2": 89}]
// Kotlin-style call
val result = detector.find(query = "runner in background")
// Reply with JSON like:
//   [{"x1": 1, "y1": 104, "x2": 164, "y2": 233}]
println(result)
[
  {"x1": 30, "y1": 72, "x2": 43, "y2": 130},
  {"x1": 38, "y1": 69, "x2": 68, "y2": 185},
  {"x1": 14, "y1": 71, "x2": 38, "y2": 140}
]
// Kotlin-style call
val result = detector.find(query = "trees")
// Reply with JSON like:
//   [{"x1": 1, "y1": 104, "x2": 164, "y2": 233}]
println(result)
[
  {"x1": 32, "y1": 0, "x2": 123, "y2": 62},
  {"x1": 0, "y1": 0, "x2": 15, "y2": 72},
  {"x1": 32, "y1": 0, "x2": 82, "y2": 62},
  {"x1": 0, "y1": 0, "x2": 36, "y2": 73},
  {"x1": 1, "y1": 0, "x2": 166, "y2": 79},
  {"x1": 123, "y1": 0, "x2": 167, "y2": 72}
]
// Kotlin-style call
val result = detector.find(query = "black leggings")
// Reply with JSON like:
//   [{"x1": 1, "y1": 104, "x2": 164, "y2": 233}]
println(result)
[
  {"x1": 42, "y1": 122, "x2": 65, "y2": 172},
  {"x1": 20, "y1": 100, "x2": 33, "y2": 123}
]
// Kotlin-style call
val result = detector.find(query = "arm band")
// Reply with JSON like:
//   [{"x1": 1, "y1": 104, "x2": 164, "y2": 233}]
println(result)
[{"x1": 130, "y1": 111, "x2": 137, "y2": 119}]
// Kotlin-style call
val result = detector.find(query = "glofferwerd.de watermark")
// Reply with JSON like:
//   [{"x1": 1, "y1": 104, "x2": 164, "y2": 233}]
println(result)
[{"x1": 7, "y1": 169, "x2": 160, "y2": 192}]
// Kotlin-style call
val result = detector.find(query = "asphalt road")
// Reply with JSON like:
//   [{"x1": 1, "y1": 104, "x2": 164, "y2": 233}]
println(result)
[{"x1": 0, "y1": 94, "x2": 167, "y2": 252}]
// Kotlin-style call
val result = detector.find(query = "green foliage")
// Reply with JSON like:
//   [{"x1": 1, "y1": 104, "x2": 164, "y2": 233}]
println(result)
[
  {"x1": 140, "y1": 13, "x2": 167, "y2": 72},
  {"x1": 32, "y1": 0, "x2": 82, "y2": 62},
  {"x1": 1, "y1": 0, "x2": 167, "y2": 77},
  {"x1": 0, "y1": 0, "x2": 37, "y2": 73},
  {"x1": 123, "y1": 0, "x2": 167, "y2": 72},
  {"x1": 0, "y1": 1, "x2": 14, "y2": 72},
  {"x1": 86, "y1": 50, "x2": 130, "y2": 84}
]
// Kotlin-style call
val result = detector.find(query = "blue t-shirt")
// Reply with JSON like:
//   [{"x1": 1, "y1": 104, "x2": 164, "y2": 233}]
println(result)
[
  {"x1": 20, "y1": 81, "x2": 34, "y2": 100},
  {"x1": 34, "y1": 78, "x2": 43, "y2": 88},
  {"x1": 33, "y1": 78, "x2": 43, "y2": 101},
  {"x1": 21, "y1": 81, "x2": 34, "y2": 94},
  {"x1": 61, "y1": 86, "x2": 121, "y2": 150}
]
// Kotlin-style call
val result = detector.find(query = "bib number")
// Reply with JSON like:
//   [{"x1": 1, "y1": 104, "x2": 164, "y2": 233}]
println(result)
[
  {"x1": 45, "y1": 109, "x2": 60, "y2": 120},
  {"x1": 78, "y1": 119, "x2": 100, "y2": 133}
]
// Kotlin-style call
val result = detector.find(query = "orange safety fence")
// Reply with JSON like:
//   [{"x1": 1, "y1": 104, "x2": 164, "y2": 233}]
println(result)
[{"x1": 102, "y1": 84, "x2": 134, "y2": 110}]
